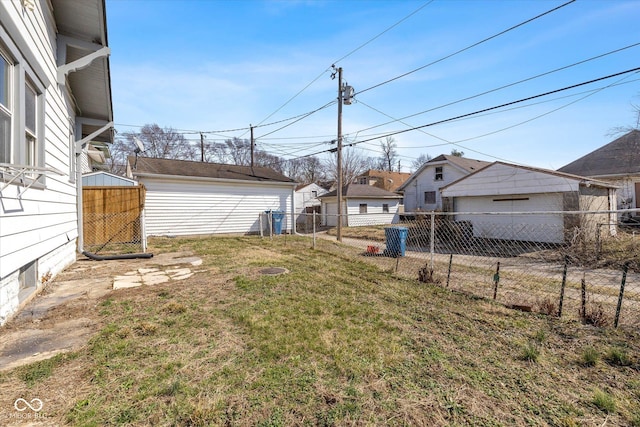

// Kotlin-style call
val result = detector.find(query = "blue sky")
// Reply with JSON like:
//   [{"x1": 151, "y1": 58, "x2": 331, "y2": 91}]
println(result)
[{"x1": 106, "y1": 0, "x2": 640, "y2": 172}]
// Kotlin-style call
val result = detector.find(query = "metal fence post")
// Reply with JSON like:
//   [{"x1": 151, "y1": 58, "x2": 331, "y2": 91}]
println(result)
[
  {"x1": 614, "y1": 261, "x2": 630, "y2": 328},
  {"x1": 558, "y1": 256, "x2": 569, "y2": 317},
  {"x1": 313, "y1": 211, "x2": 316, "y2": 250},
  {"x1": 493, "y1": 262, "x2": 500, "y2": 300},
  {"x1": 430, "y1": 212, "x2": 435, "y2": 271},
  {"x1": 446, "y1": 253, "x2": 453, "y2": 288}
]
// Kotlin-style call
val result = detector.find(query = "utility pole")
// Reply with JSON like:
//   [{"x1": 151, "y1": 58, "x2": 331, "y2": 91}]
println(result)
[
  {"x1": 336, "y1": 67, "x2": 344, "y2": 242},
  {"x1": 250, "y1": 125, "x2": 255, "y2": 168},
  {"x1": 332, "y1": 66, "x2": 354, "y2": 242}
]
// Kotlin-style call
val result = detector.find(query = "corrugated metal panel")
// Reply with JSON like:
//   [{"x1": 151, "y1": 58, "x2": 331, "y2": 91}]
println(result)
[{"x1": 141, "y1": 178, "x2": 292, "y2": 236}]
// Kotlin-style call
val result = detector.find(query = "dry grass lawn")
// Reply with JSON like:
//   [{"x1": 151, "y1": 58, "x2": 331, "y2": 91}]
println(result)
[{"x1": 0, "y1": 235, "x2": 639, "y2": 426}]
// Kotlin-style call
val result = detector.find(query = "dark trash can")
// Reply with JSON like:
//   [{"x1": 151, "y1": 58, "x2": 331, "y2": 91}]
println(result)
[
  {"x1": 385, "y1": 226, "x2": 408, "y2": 257},
  {"x1": 266, "y1": 210, "x2": 285, "y2": 234}
]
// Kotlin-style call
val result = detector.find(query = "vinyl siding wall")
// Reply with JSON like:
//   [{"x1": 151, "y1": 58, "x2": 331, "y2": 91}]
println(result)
[
  {"x1": 0, "y1": 2, "x2": 79, "y2": 324},
  {"x1": 140, "y1": 177, "x2": 294, "y2": 236},
  {"x1": 402, "y1": 164, "x2": 470, "y2": 212}
]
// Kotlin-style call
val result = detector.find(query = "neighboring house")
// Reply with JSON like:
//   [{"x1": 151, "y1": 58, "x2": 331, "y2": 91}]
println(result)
[
  {"x1": 319, "y1": 184, "x2": 402, "y2": 227},
  {"x1": 127, "y1": 157, "x2": 297, "y2": 236},
  {"x1": 0, "y1": 0, "x2": 113, "y2": 325},
  {"x1": 398, "y1": 154, "x2": 490, "y2": 212},
  {"x1": 557, "y1": 130, "x2": 640, "y2": 214},
  {"x1": 440, "y1": 162, "x2": 617, "y2": 244},
  {"x1": 294, "y1": 183, "x2": 328, "y2": 223},
  {"x1": 82, "y1": 171, "x2": 137, "y2": 187},
  {"x1": 354, "y1": 169, "x2": 412, "y2": 192}
]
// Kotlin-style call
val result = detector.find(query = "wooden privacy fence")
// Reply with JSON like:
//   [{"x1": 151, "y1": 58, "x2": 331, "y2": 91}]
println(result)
[{"x1": 83, "y1": 185, "x2": 146, "y2": 253}]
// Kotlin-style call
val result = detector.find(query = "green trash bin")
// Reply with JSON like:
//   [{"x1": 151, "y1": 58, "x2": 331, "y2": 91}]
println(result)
[{"x1": 384, "y1": 226, "x2": 408, "y2": 257}]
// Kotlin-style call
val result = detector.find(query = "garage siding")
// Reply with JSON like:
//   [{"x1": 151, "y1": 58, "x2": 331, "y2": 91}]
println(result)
[
  {"x1": 453, "y1": 194, "x2": 565, "y2": 244},
  {"x1": 141, "y1": 178, "x2": 293, "y2": 236}
]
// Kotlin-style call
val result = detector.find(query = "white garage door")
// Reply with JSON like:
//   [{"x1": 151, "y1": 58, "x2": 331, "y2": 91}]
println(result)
[{"x1": 454, "y1": 194, "x2": 565, "y2": 244}]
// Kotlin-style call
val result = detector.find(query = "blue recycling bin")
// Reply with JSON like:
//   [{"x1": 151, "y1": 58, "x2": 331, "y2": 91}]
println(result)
[
  {"x1": 266, "y1": 210, "x2": 285, "y2": 234},
  {"x1": 385, "y1": 226, "x2": 408, "y2": 257}
]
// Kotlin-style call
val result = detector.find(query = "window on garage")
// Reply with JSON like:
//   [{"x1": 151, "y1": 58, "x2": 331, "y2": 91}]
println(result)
[
  {"x1": 435, "y1": 166, "x2": 443, "y2": 181},
  {"x1": 359, "y1": 203, "x2": 367, "y2": 213},
  {"x1": 383, "y1": 203, "x2": 389, "y2": 213},
  {"x1": 424, "y1": 191, "x2": 436, "y2": 204}
]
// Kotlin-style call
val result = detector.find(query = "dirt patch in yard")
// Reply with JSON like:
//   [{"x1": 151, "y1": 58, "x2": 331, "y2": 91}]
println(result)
[{"x1": 0, "y1": 252, "x2": 207, "y2": 372}]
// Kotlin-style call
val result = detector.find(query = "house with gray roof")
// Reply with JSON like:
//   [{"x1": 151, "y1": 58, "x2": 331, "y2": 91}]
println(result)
[
  {"x1": 397, "y1": 154, "x2": 491, "y2": 212},
  {"x1": 558, "y1": 130, "x2": 640, "y2": 213},
  {"x1": 126, "y1": 157, "x2": 297, "y2": 236},
  {"x1": 318, "y1": 184, "x2": 403, "y2": 227}
]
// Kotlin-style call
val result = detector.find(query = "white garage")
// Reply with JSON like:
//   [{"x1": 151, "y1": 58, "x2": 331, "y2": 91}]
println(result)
[
  {"x1": 127, "y1": 157, "x2": 297, "y2": 237},
  {"x1": 441, "y1": 162, "x2": 617, "y2": 244}
]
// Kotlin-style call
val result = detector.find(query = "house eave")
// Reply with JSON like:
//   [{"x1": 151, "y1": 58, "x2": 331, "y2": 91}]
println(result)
[{"x1": 132, "y1": 172, "x2": 297, "y2": 187}]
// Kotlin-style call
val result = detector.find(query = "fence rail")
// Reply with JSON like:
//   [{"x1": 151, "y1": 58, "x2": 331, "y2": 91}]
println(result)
[{"x1": 290, "y1": 210, "x2": 640, "y2": 329}]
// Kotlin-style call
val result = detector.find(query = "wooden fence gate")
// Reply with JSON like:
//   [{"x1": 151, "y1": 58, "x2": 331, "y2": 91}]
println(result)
[{"x1": 82, "y1": 185, "x2": 146, "y2": 253}]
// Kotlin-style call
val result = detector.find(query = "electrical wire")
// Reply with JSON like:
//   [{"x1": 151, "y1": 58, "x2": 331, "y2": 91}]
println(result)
[
  {"x1": 354, "y1": 41, "x2": 640, "y2": 135},
  {"x1": 357, "y1": 0, "x2": 576, "y2": 96},
  {"x1": 350, "y1": 66, "x2": 640, "y2": 147},
  {"x1": 247, "y1": 1, "x2": 435, "y2": 132}
]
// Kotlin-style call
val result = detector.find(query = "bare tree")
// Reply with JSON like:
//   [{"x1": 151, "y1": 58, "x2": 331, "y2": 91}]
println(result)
[
  {"x1": 411, "y1": 153, "x2": 432, "y2": 172},
  {"x1": 378, "y1": 136, "x2": 398, "y2": 171},
  {"x1": 450, "y1": 148, "x2": 464, "y2": 157},
  {"x1": 107, "y1": 123, "x2": 195, "y2": 174},
  {"x1": 325, "y1": 147, "x2": 370, "y2": 186},
  {"x1": 608, "y1": 102, "x2": 640, "y2": 137}
]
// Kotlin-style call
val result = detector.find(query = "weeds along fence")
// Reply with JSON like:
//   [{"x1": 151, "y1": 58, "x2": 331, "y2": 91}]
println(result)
[{"x1": 294, "y1": 210, "x2": 640, "y2": 330}]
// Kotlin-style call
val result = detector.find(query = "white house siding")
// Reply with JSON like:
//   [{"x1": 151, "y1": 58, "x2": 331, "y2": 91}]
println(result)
[
  {"x1": 402, "y1": 164, "x2": 470, "y2": 212},
  {"x1": 140, "y1": 177, "x2": 294, "y2": 236},
  {"x1": 453, "y1": 194, "x2": 565, "y2": 244},
  {"x1": 0, "y1": 2, "x2": 80, "y2": 324},
  {"x1": 346, "y1": 199, "x2": 399, "y2": 226},
  {"x1": 443, "y1": 163, "x2": 579, "y2": 198},
  {"x1": 321, "y1": 198, "x2": 399, "y2": 226},
  {"x1": 322, "y1": 200, "x2": 339, "y2": 227},
  {"x1": 294, "y1": 183, "x2": 327, "y2": 224}
]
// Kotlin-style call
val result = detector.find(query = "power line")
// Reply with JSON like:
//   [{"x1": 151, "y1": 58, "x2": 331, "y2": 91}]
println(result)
[
  {"x1": 351, "y1": 66, "x2": 640, "y2": 147},
  {"x1": 259, "y1": 67, "x2": 640, "y2": 168},
  {"x1": 357, "y1": 0, "x2": 576, "y2": 95},
  {"x1": 354, "y1": 41, "x2": 640, "y2": 135},
  {"x1": 248, "y1": 1, "x2": 435, "y2": 132}
]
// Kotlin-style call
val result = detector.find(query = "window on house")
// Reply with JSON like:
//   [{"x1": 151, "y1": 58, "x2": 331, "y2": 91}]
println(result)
[
  {"x1": 424, "y1": 191, "x2": 436, "y2": 204},
  {"x1": 0, "y1": 39, "x2": 45, "y2": 183},
  {"x1": 359, "y1": 177, "x2": 368, "y2": 185},
  {"x1": 435, "y1": 166, "x2": 443, "y2": 181},
  {"x1": 359, "y1": 203, "x2": 367, "y2": 213},
  {"x1": 25, "y1": 81, "x2": 37, "y2": 167},
  {"x1": 311, "y1": 190, "x2": 317, "y2": 198},
  {"x1": 383, "y1": 203, "x2": 389, "y2": 213},
  {"x1": 0, "y1": 51, "x2": 11, "y2": 164}
]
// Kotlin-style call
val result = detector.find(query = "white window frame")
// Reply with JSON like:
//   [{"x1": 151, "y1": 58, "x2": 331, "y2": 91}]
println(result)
[
  {"x1": 382, "y1": 203, "x2": 389, "y2": 213},
  {"x1": 0, "y1": 35, "x2": 46, "y2": 187},
  {"x1": 359, "y1": 203, "x2": 367, "y2": 214},
  {"x1": 435, "y1": 166, "x2": 443, "y2": 181},
  {"x1": 0, "y1": 47, "x2": 13, "y2": 165}
]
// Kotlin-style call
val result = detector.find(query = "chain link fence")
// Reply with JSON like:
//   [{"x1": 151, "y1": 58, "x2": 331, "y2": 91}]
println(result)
[{"x1": 295, "y1": 210, "x2": 640, "y2": 330}]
